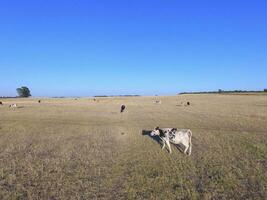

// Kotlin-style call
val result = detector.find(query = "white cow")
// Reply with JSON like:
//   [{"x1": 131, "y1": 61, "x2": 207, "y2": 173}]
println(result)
[
  {"x1": 9, "y1": 104, "x2": 17, "y2": 108},
  {"x1": 150, "y1": 127, "x2": 192, "y2": 155}
]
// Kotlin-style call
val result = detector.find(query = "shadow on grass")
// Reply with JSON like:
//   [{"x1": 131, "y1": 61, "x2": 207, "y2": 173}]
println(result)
[{"x1": 142, "y1": 130, "x2": 162, "y2": 146}]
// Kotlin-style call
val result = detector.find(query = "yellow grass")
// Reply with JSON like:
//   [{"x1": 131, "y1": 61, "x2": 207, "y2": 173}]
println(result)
[{"x1": 0, "y1": 94, "x2": 267, "y2": 199}]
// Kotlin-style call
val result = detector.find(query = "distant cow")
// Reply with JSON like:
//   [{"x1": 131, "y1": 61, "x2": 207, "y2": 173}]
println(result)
[
  {"x1": 120, "y1": 105, "x2": 126, "y2": 113},
  {"x1": 181, "y1": 101, "x2": 191, "y2": 106},
  {"x1": 150, "y1": 127, "x2": 192, "y2": 155},
  {"x1": 0, "y1": 101, "x2": 2, "y2": 105},
  {"x1": 38, "y1": 100, "x2": 41, "y2": 103},
  {"x1": 154, "y1": 100, "x2": 161, "y2": 104},
  {"x1": 9, "y1": 104, "x2": 17, "y2": 108}
]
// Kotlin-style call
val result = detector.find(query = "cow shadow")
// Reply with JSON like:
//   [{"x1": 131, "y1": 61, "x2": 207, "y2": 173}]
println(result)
[
  {"x1": 142, "y1": 130, "x2": 185, "y2": 153},
  {"x1": 142, "y1": 130, "x2": 162, "y2": 145}
]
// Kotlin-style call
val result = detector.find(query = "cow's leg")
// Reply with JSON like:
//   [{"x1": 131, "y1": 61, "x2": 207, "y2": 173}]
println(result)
[
  {"x1": 184, "y1": 144, "x2": 189, "y2": 154},
  {"x1": 166, "y1": 140, "x2": 172, "y2": 153},
  {"x1": 160, "y1": 138, "x2": 166, "y2": 150},
  {"x1": 161, "y1": 142, "x2": 165, "y2": 150}
]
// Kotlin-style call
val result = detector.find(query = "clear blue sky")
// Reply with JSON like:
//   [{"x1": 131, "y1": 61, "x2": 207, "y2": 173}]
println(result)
[{"x1": 0, "y1": 0, "x2": 266, "y2": 97}]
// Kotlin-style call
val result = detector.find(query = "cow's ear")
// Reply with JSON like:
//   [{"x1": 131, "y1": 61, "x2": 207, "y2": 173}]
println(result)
[{"x1": 155, "y1": 127, "x2": 159, "y2": 130}]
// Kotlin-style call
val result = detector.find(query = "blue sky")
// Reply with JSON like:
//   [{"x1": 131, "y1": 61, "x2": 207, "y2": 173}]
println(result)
[{"x1": 0, "y1": 0, "x2": 266, "y2": 97}]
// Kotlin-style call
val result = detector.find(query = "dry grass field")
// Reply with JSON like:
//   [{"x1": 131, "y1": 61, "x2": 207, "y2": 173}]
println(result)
[{"x1": 0, "y1": 94, "x2": 267, "y2": 200}]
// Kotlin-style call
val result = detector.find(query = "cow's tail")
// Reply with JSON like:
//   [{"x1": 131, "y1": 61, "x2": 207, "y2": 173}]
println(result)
[{"x1": 188, "y1": 130, "x2": 192, "y2": 156}]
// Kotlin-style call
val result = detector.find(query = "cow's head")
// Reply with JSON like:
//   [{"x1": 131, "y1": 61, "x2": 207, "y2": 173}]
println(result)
[{"x1": 150, "y1": 127, "x2": 160, "y2": 136}]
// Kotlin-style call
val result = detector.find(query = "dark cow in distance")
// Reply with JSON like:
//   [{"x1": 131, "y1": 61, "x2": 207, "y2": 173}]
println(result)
[{"x1": 120, "y1": 105, "x2": 126, "y2": 113}]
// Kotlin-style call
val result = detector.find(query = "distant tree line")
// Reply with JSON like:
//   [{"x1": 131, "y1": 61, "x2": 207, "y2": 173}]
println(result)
[
  {"x1": 180, "y1": 89, "x2": 267, "y2": 95},
  {"x1": 0, "y1": 96, "x2": 19, "y2": 98}
]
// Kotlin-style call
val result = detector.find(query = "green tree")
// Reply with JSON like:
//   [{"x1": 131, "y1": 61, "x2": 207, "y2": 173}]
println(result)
[
  {"x1": 264, "y1": 89, "x2": 267, "y2": 92},
  {"x1": 16, "y1": 86, "x2": 31, "y2": 97}
]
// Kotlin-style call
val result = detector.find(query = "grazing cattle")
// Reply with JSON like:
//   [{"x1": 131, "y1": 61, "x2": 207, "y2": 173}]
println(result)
[
  {"x1": 9, "y1": 104, "x2": 17, "y2": 108},
  {"x1": 181, "y1": 101, "x2": 191, "y2": 106},
  {"x1": 38, "y1": 100, "x2": 41, "y2": 103},
  {"x1": 154, "y1": 100, "x2": 161, "y2": 104},
  {"x1": 0, "y1": 101, "x2": 2, "y2": 105},
  {"x1": 120, "y1": 105, "x2": 126, "y2": 113},
  {"x1": 150, "y1": 127, "x2": 192, "y2": 155}
]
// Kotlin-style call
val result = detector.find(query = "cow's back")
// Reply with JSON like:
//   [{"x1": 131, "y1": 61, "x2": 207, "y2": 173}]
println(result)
[{"x1": 172, "y1": 129, "x2": 191, "y2": 144}]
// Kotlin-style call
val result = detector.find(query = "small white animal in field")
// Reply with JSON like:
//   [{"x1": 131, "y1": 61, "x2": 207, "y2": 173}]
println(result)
[
  {"x1": 9, "y1": 104, "x2": 17, "y2": 108},
  {"x1": 150, "y1": 127, "x2": 192, "y2": 155}
]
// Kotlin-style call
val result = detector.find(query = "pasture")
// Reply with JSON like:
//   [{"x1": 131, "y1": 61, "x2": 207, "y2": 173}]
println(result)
[{"x1": 0, "y1": 94, "x2": 267, "y2": 199}]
